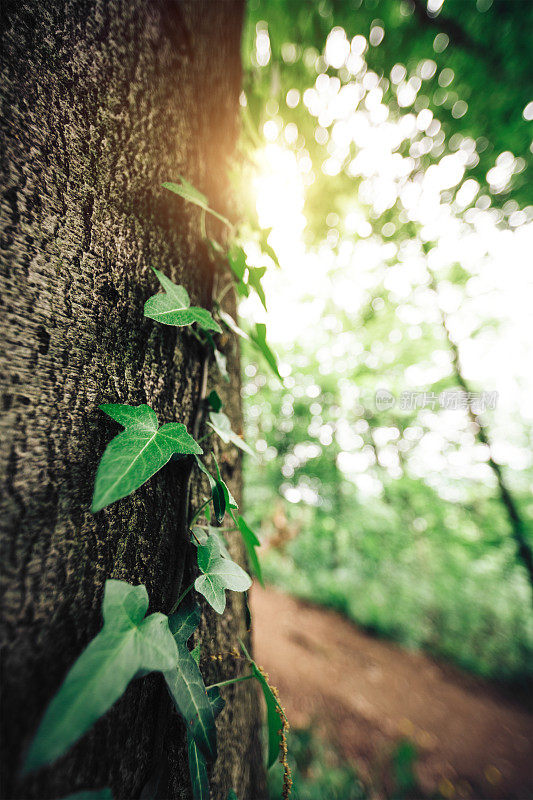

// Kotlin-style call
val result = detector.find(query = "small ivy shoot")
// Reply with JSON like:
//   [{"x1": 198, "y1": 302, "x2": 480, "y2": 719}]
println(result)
[
  {"x1": 163, "y1": 178, "x2": 232, "y2": 229},
  {"x1": 194, "y1": 454, "x2": 238, "y2": 525},
  {"x1": 207, "y1": 389, "x2": 223, "y2": 412},
  {"x1": 92, "y1": 404, "x2": 202, "y2": 513},
  {"x1": 207, "y1": 411, "x2": 256, "y2": 459},
  {"x1": 144, "y1": 268, "x2": 222, "y2": 333},
  {"x1": 212, "y1": 452, "x2": 238, "y2": 512}
]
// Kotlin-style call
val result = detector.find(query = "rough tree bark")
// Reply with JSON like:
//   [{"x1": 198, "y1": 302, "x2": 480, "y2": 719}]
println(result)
[{"x1": 0, "y1": 1, "x2": 266, "y2": 798}]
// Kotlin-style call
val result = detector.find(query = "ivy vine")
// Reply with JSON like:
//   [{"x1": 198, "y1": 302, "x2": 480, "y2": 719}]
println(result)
[{"x1": 21, "y1": 178, "x2": 292, "y2": 800}]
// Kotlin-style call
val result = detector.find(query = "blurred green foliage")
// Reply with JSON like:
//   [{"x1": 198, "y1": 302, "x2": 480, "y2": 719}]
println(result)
[
  {"x1": 238, "y1": 0, "x2": 533, "y2": 680},
  {"x1": 268, "y1": 727, "x2": 367, "y2": 800},
  {"x1": 242, "y1": 330, "x2": 533, "y2": 678},
  {"x1": 268, "y1": 728, "x2": 426, "y2": 800}
]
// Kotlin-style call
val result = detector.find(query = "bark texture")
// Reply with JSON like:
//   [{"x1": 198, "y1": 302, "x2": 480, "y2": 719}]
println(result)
[{"x1": 0, "y1": 1, "x2": 266, "y2": 798}]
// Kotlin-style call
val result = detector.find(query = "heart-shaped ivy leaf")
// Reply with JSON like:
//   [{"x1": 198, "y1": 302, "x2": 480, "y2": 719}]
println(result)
[
  {"x1": 207, "y1": 412, "x2": 256, "y2": 459},
  {"x1": 23, "y1": 581, "x2": 179, "y2": 775},
  {"x1": 92, "y1": 404, "x2": 202, "y2": 512},
  {"x1": 144, "y1": 268, "x2": 222, "y2": 333},
  {"x1": 195, "y1": 539, "x2": 251, "y2": 614}
]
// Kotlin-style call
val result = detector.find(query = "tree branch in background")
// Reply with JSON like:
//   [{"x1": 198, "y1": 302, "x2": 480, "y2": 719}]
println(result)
[{"x1": 428, "y1": 272, "x2": 533, "y2": 594}]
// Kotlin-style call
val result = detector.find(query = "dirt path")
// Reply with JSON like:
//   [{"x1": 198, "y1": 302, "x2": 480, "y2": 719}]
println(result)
[{"x1": 250, "y1": 585, "x2": 533, "y2": 799}]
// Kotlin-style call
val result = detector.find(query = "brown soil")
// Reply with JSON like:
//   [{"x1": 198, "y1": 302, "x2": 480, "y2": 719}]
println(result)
[{"x1": 251, "y1": 585, "x2": 533, "y2": 800}]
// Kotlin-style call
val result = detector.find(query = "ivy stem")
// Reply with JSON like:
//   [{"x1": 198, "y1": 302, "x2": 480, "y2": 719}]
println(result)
[
  {"x1": 197, "y1": 433, "x2": 210, "y2": 444},
  {"x1": 169, "y1": 581, "x2": 195, "y2": 615},
  {"x1": 193, "y1": 524, "x2": 237, "y2": 533},
  {"x1": 189, "y1": 327, "x2": 206, "y2": 346},
  {"x1": 189, "y1": 497, "x2": 211, "y2": 527},
  {"x1": 206, "y1": 674, "x2": 254, "y2": 691},
  {"x1": 216, "y1": 280, "x2": 236, "y2": 306}
]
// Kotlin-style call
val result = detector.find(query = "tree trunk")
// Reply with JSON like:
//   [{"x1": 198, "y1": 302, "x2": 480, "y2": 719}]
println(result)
[{"x1": 0, "y1": 2, "x2": 266, "y2": 798}]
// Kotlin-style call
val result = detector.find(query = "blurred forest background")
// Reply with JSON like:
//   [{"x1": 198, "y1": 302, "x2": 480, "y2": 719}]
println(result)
[
  {"x1": 233, "y1": 1, "x2": 533, "y2": 793},
  {"x1": 238, "y1": 0, "x2": 533, "y2": 678}
]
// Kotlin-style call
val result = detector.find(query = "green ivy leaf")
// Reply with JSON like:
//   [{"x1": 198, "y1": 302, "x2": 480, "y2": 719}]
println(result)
[
  {"x1": 191, "y1": 643, "x2": 201, "y2": 665},
  {"x1": 207, "y1": 390, "x2": 223, "y2": 412},
  {"x1": 195, "y1": 454, "x2": 237, "y2": 524},
  {"x1": 167, "y1": 593, "x2": 201, "y2": 642},
  {"x1": 247, "y1": 266, "x2": 267, "y2": 310},
  {"x1": 240, "y1": 640, "x2": 282, "y2": 769},
  {"x1": 163, "y1": 178, "x2": 231, "y2": 228},
  {"x1": 227, "y1": 791, "x2": 239, "y2": 800},
  {"x1": 195, "y1": 539, "x2": 251, "y2": 614},
  {"x1": 227, "y1": 246, "x2": 249, "y2": 291},
  {"x1": 249, "y1": 323, "x2": 281, "y2": 381},
  {"x1": 194, "y1": 456, "x2": 216, "y2": 491},
  {"x1": 212, "y1": 454, "x2": 238, "y2": 511},
  {"x1": 92, "y1": 404, "x2": 202, "y2": 512},
  {"x1": 212, "y1": 482, "x2": 226, "y2": 524},
  {"x1": 207, "y1": 686, "x2": 225, "y2": 718},
  {"x1": 164, "y1": 600, "x2": 217, "y2": 761},
  {"x1": 191, "y1": 526, "x2": 231, "y2": 560},
  {"x1": 258, "y1": 227, "x2": 281, "y2": 269},
  {"x1": 23, "y1": 581, "x2": 178, "y2": 775},
  {"x1": 186, "y1": 685, "x2": 226, "y2": 800},
  {"x1": 187, "y1": 733, "x2": 209, "y2": 800},
  {"x1": 237, "y1": 517, "x2": 264, "y2": 586},
  {"x1": 144, "y1": 268, "x2": 221, "y2": 333},
  {"x1": 207, "y1": 411, "x2": 256, "y2": 459}
]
